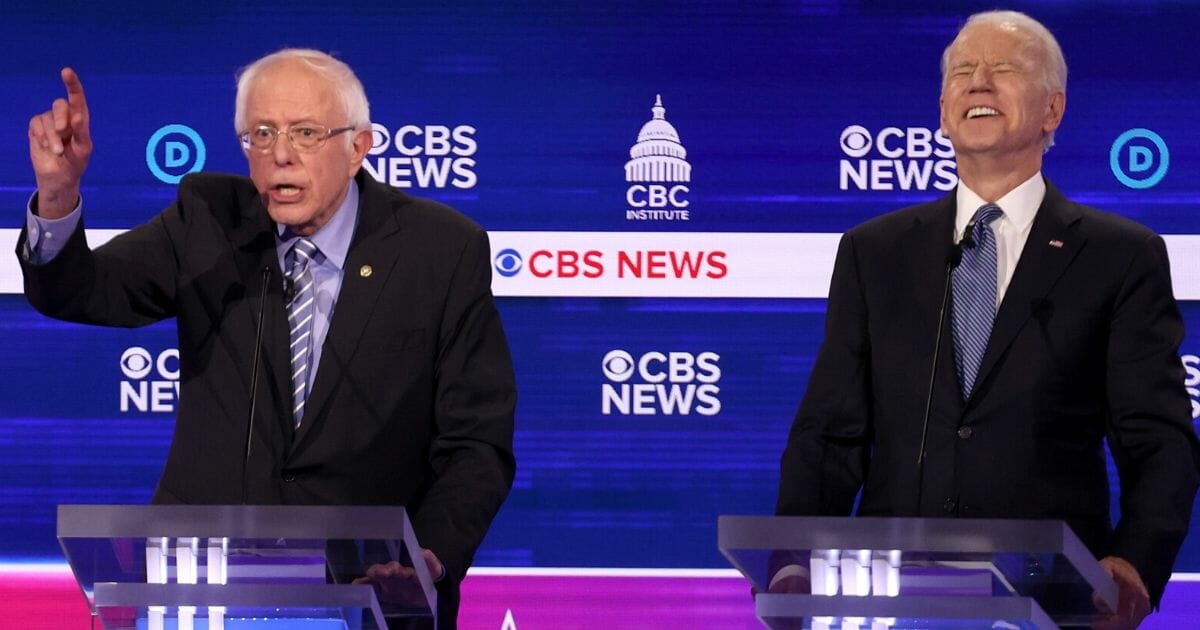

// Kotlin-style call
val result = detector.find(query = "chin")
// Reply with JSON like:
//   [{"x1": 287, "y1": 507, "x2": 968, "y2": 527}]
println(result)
[
  {"x1": 267, "y1": 206, "x2": 312, "y2": 228},
  {"x1": 950, "y1": 133, "x2": 1002, "y2": 153}
]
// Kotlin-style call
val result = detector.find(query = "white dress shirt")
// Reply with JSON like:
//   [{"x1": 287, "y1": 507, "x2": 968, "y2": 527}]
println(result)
[{"x1": 954, "y1": 172, "x2": 1045, "y2": 308}]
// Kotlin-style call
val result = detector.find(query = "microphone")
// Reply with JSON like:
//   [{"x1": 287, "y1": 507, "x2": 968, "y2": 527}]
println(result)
[
  {"x1": 281, "y1": 276, "x2": 295, "y2": 303},
  {"x1": 915, "y1": 221, "x2": 976, "y2": 513},
  {"x1": 242, "y1": 266, "x2": 272, "y2": 505},
  {"x1": 959, "y1": 217, "x2": 979, "y2": 250},
  {"x1": 943, "y1": 217, "x2": 977, "y2": 271},
  {"x1": 945, "y1": 244, "x2": 964, "y2": 269}
]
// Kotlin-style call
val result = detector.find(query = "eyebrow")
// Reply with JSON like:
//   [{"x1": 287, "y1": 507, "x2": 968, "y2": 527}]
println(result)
[
  {"x1": 948, "y1": 59, "x2": 1022, "y2": 72},
  {"x1": 249, "y1": 117, "x2": 324, "y2": 127}
]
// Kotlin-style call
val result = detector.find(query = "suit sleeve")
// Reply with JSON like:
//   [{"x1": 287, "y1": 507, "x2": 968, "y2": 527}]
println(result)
[
  {"x1": 1104, "y1": 232, "x2": 1200, "y2": 606},
  {"x1": 412, "y1": 226, "x2": 516, "y2": 584},
  {"x1": 18, "y1": 202, "x2": 179, "y2": 327},
  {"x1": 776, "y1": 231, "x2": 872, "y2": 516}
]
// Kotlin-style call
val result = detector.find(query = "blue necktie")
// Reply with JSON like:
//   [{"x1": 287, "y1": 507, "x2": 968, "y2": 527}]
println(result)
[
  {"x1": 952, "y1": 204, "x2": 1003, "y2": 399},
  {"x1": 285, "y1": 238, "x2": 319, "y2": 427}
]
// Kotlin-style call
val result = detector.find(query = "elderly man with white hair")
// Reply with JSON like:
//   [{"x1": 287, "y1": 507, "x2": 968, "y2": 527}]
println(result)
[
  {"x1": 776, "y1": 11, "x2": 1199, "y2": 629},
  {"x1": 20, "y1": 49, "x2": 516, "y2": 629}
]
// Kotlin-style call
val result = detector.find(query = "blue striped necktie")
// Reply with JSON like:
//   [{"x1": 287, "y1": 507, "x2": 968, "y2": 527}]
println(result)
[
  {"x1": 284, "y1": 238, "x2": 319, "y2": 427},
  {"x1": 951, "y1": 204, "x2": 1003, "y2": 399}
]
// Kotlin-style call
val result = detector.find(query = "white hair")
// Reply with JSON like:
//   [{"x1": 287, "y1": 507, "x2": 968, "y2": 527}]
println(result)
[
  {"x1": 234, "y1": 48, "x2": 370, "y2": 134},
  {"x1": 941, "y1": 10, "x2": 1068, "y2": 151}
]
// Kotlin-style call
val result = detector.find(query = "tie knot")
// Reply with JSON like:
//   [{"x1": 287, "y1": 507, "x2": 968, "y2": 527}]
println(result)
[
  {"x1": 974, "y1": 204, "x2": 1003, "y2": 227},
  {"x1": 291, "y1": 237, "x2": 319, "y2": 261},
  {"x1": 285, "y1": 237, "x2": 319, "y2": 282}
]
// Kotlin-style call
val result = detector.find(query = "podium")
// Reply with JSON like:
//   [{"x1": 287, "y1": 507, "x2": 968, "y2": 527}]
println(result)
[
  {"x1": 58, "y1": 505, "x2": 437, "y2": 630},
  {"x1": 719, "y1": 516, "x2": 1116, "y2": 629}
]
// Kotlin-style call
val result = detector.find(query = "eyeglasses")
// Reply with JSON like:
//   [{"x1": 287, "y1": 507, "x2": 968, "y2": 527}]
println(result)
[{"x1": 239, "y1": 124, "x2": 355, "y2": 153}]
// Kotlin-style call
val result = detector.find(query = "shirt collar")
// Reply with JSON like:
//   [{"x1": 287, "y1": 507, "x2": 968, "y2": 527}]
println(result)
[
  {"x1": 277, "y1": 179, "x2": 360, "y2": 270},
  {"x1": 955, "y1": 171, "x2": 1045, "y2": 237}
]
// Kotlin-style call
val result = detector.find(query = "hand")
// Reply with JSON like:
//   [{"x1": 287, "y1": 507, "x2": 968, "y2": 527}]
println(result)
[
  {"x1": 763, "y1": 571, "x2": 811, "y2": 630},
  {"x1": 1092, "y1": 556, "x2": 1151, "y2": 630},
  {"x1": 767, "y1": 573, "x2": 812, "y2": 595},
  {"x1": 28, "y1": 68, "x2": 92, "y2": 218},
  {"x1": 351, "y1": 548, "x2": 443, "y2": 608}
]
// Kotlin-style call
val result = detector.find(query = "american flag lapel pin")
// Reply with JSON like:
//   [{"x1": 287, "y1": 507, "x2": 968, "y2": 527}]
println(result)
[{"x1": 1049, "y1": 239, "x2": 1064, "y2": 249}]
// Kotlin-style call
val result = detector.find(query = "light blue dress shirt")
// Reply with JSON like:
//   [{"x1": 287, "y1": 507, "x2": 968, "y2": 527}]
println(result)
[{"x1": 275, "y1": 182, "x2": 360, "y2": 393}]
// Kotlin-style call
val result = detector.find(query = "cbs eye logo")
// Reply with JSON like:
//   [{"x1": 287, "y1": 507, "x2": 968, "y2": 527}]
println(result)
[
  {"x1": 494, "y1": 248, "x2": 523, "y2": 277},
  {"x1": 839, "y1": 125, "x2": 873, "y2": 158},
  {"x1": 119, "y1": 346, "x2": 181, "y2": 413},
  {"x1": 601, "y1": 350, "x2": 636, "y2": 381},
  {"x1": 120, "y1": 347, "x2": 154, "y2": 379},
  {"x1": 120, "y1": 347, "x2": 179, "y2": 380}
]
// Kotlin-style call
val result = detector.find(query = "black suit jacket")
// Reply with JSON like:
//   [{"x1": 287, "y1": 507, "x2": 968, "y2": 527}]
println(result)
[
  {"x1": 18, "y1": 171, "x2": 516, "y2": 627},
  {"x1": 776, "y1": 180, "x2": 1199, "y2": 604}
]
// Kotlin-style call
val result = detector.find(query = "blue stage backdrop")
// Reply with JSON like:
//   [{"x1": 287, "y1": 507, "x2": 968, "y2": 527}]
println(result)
[{"x1": 1, "y1": 0, "x2": 1199, "y2": 577}]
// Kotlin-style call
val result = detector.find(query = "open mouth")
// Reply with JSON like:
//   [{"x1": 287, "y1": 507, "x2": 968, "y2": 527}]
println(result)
[
  {"x1": 263, "y1": 183, "x2": 306, "y2": 207},
  {"x1": 966, "y1": 106, "x2": 1000, "y2": 119},
  {"x1": 269, "y1": 184, "x2": 304, "y2": 201}
]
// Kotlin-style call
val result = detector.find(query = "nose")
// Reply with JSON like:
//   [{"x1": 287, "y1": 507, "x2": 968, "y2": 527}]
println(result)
[
  {"x1": 271, "y1": 131, "x2": 296, "y2": 166},
  {"x1": 968, "y1": 65, "x2": 994, "y2": 91}
]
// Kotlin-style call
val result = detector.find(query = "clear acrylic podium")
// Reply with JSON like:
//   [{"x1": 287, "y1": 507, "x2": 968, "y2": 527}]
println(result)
[
  {"x1": 719, "y1": 516, "x2": 1117, "y2": 629},
  {"x1": 58, "y1": 505, "x2": 436, "y2": 630}
]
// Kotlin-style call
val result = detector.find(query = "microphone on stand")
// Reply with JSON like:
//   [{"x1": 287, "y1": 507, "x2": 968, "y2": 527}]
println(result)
[
  {"x1": 914, "y1": 220, "x2": 976, "y2": 514},
  {"x1": 959, "y1": 216, "x2": 980, "y2": 250},
  {"x1": 281, "y1": 276, "x2": 295, "y2": 303},
  {"x1": 242, "y1": 267, "x2": 272, "y2": 505}
]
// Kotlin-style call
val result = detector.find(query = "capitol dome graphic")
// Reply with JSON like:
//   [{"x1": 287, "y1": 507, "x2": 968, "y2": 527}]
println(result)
[{"x1": 625, "y1": 95, "x2": 691, "y2": 183}]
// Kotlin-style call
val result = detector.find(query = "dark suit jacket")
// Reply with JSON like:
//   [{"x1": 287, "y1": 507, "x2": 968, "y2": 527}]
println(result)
[
  {"x1": 18, "y1": 171, "x2": 516, "y2": 628},
  {"x1": 776, "y1": 180, "x2": 1199, "y2": 605}
]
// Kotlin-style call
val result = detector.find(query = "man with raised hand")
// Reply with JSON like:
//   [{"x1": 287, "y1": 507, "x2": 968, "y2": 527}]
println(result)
[
  {"x1": 775, "y1": 11, "x2": 1199, "y2": 629},
  {"x1": 21, "y1": 51, "x2": 516, "y2": 629}
]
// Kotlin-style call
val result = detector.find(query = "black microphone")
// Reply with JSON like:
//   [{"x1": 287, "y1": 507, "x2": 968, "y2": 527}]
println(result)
[
  {"x1": 242, "y1": 266, "x2": 272, "y2": 505},
  {"x1": 281, "y1": 276, "x2": 295, "y2": 303},
  {"x1": 915, "y1": 223, "x2": 976, "y2": 514},
  {"x1": 959, "y1": 217, "x2": 979, "y2": 250},
  {"x1": 941, "y1": 217, "x2": 976, "y2": 273},
  {"x1": 945, "y1": 244, "x2": 964, "y2": 269}
]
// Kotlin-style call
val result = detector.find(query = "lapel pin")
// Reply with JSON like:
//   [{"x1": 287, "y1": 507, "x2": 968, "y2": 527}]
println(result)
[
  {"x1": 360, "y1": 265, "x2": 373, "y2": 278},
  {"x1": 1048, "y1": 240, "x2": 1064, "y2": 248}
]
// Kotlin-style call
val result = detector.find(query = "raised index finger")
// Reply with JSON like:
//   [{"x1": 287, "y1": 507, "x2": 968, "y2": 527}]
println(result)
[{"x1": 60, "y1": 68, "x2": 90, "y2": 132}]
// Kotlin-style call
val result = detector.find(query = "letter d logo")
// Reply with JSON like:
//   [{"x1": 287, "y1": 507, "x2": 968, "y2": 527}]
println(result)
[
  {"x1": 1110, "y1": 128, "x2": 1168, "y2": 189},
  {"x1": 147, "y1": 124, "x2": 206, "y2": 184}
]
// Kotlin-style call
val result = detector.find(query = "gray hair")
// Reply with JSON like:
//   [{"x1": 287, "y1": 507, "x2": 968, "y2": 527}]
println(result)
[
  {"x1": 234, "y1": 48, "x2": 370, "y2": 134},
  {"x1": 941, "y1": 10, "x2": 1067, "y2": 151}
]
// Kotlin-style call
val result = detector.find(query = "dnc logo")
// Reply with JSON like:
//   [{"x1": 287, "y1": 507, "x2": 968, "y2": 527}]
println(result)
[
  {"x1": 1110, "y1": 128, "x2": 1168, "y2": 189},
  {"x1": 146, "y1": 124, "x2": 206, "y2": 184}
]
